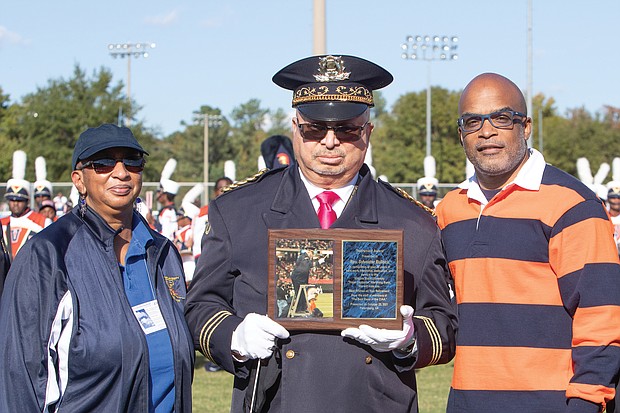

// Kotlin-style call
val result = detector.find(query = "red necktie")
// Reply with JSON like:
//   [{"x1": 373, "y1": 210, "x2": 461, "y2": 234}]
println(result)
[{"x1": 316, "y1": 191, "x2": 340, "y2": 229}]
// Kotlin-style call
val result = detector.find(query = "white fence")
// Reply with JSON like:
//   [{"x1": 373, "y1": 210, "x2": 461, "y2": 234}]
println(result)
[{"x1": 0, "y1": 181, "x2": 458, "y2": 217}]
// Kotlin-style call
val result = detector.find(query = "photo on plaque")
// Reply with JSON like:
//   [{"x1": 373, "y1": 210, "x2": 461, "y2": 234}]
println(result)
[
  {"x1": 268, "y1": 229, "x2": 403, "y2": 330},
  {"x1": 273, "y1": 238, "x2": 334, "y2": 320}
]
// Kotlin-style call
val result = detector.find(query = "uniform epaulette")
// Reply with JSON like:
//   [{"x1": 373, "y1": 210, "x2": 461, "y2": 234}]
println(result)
[
  {"x1": 391, "y1": 185, "x2": 436, "y2": 217},
  {"x1": 220, "y1": 168, "x2": 271, "y2": 194}
]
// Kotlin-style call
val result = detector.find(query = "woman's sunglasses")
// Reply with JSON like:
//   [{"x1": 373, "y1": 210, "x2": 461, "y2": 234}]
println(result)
[{"x1": 77, "y1": 157, "x2": 146, "y2": 174}]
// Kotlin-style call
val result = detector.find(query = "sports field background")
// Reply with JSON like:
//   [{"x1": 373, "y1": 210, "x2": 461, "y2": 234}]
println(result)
[
  {"x1": 192, "y1": 354, "x2": 453, "y2": 412},
  {"x1": 315, "y1": 291, "x2": 333, "y2": 317}
]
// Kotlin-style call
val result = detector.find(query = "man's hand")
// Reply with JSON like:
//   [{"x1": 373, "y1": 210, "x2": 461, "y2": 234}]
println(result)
[
  {"x1": 231, "y1": 313, "x2": 290, "y2": 360},
  {"x1": 341, "y1": 305, "x2": 415, "y2": 352}
]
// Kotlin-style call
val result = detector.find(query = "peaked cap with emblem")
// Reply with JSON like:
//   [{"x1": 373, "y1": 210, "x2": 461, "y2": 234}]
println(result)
[{"x1": 273, "y1": 54, "x2": 393, "y2": 121}]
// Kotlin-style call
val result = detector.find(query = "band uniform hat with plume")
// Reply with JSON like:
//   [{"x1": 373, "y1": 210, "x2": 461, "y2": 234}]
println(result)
[
  {"x1": 5, "y1": 150, "x2": 30, "y2": 201},
  {"x1": 607, "y1": 158, "x2": 620, "y2": 199},
  {"x1": 34, "y1": 156, "x2": 53, "y2": 198},
  {"x1": 272, "y1": 54, "x2": 393, "y2": 121},
  {"x1": 417, "y1": 177, "x2": 439, "y2": 196},
  {"x1": 180, "y1": 183, "x2": 203, "y2": 220},
  {"x1": 72, "y1": 124, "x2": 148, "y2": 170},
  {"x1": 417, "y1": 156, "x2": 438, "y2": 196},
  {"x1": 159, "y1": 158, "x2": 179, "y2": 196},
  {"x1": 608, "y1": 185, "x2": 620, "y2": 199}
]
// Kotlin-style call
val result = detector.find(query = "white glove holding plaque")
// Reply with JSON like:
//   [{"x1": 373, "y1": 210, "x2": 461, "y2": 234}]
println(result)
[
  {"x1": 341, "y1": 305, "x2": 416, "y2": 353},
  {"x1": 231, "y1": 313, "x2": 290, "y2": 360}
]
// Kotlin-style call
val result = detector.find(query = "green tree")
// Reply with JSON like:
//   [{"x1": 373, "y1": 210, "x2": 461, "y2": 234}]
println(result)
[
  {"x1": 542, "y1": 107, "x2": 620, "y2": 176},
  {"x1": 3, "y1": 66, "x2": 618, "y2": 192},
  {"x1": 266, "y1": 108, "x2": 292, "y2": 137},
  {"x1": 151, "y1": 106, "x2": 233, "y2": 186},
  {"x1": 0, "y1": 65, "x2": 156, "y2": 182},
  {"x1": 0, "y1": 87, "x2": 9, "y2": 122},
  {"x1": 427, "y1": 87, "x2": 463, "y2": 183},
  {"x1": 373, "y1": 87, "x2": 463, "y2": 183},
  {"x1": 373, "y1": 91, "x2": 388, "y2": 118},
  {"x1": 228, "y1": 99, "x2": 270, "y2": 179},
  {"x1": 372, "y1": 91, "x2": 425, "y2": 183}
]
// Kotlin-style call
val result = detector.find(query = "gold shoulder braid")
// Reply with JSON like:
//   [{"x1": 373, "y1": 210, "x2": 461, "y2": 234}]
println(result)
[
  {"x1": 395, "y1": 187, "x2": 436, "y2": 217},
  {"x1": 220, "y1": 168, "x2": 270, "y2": 194}
]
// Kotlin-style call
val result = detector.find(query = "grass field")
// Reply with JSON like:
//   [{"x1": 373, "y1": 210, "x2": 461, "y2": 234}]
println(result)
[
  {"x1": 192, "y1": 354, "x2": 453, "y2": 412},
  {"x1": 315, "y1": 291, "x2": 333, "y2": 317}
]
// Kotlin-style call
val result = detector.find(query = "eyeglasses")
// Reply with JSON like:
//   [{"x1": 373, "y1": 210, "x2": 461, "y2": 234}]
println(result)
[
  {"x1": 77, "y1": 157, "x2": 146, "y2": 174},
  {"x1": 294, "y1": 118, "x2": 369, "y2": 142},
  {"x1": 458, "y1": 110, "x2": 527, "y2": 134}
]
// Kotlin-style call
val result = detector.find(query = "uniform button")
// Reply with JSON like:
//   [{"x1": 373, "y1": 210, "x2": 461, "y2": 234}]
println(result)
[
  {"x1": 365, "y1": 356, "x2": 372, "y2": 364},
  {"x1": 285, "y1": 350, "x2": 296, "y2": 359}
]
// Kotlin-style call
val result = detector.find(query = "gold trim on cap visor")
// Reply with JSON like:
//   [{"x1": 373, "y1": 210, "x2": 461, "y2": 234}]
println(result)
[{"x1": 292, "y1": 85, "x2": 374, "y2": 106}]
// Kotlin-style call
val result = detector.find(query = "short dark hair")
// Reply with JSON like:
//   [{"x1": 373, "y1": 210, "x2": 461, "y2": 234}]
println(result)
[
  {"x1": 215, "y1": 177, "x2": 233, "y2": 191},
  {"x1": 158, "y1": 191, "x2": 175, "y2": 202}
]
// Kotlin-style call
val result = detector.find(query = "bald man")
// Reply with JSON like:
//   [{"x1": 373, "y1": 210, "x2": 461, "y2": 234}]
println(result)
[{"x1": 436, "y1": 73, "x2": 620, "y2": 413}]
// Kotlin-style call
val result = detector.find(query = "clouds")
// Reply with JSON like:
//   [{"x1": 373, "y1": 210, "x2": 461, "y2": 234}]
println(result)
[
  {"x1": 144, "y1": 9, "x2": 179, "y2": 27},
  {"x1": 142, "y1": 7, "x2": 231, "y2": 30},
  {"x1": 0, "y1": 26, "x2": 29, "y2": 47},
  {"x1": 200, "y1": 17, "x2": 224, "y2": 29},
  {"x1": 200, "y1": 5, "x2": 235, "y2": 29}
]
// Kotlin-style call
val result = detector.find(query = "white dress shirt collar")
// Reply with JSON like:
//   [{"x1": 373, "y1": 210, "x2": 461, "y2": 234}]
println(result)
[{"x1": 298, "y1": 168, "x2": 358, "y2": 218}]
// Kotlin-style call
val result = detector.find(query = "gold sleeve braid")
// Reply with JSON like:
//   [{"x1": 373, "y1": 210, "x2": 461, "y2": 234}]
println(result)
[
  {"x1": 395, "y1": 187, "x2": 436, "y2": 217},
  {"x1": 200, "y1": 170, "x2": 272, "y2": 361},
  {"x1": 414, "y1": 315, "x2": 442, "y2": 365},
  {"x1": 199, "y1": 310, "x2": 233, "y2": 362},
  {"x1": 220, "y1": 169, "x2": 270, "y2": 194}
]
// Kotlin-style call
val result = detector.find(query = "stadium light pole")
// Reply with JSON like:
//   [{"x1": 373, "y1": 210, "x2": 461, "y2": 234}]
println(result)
[
  {"x1": 108, "y1": 42, "x2": 156, "y2": 125},
  {"x1": 194, "y1": 113, "x2": 223, "y2": 201},
  {"x1": 313, "y1": 0, "x2": 326, "y2": 55},
  {"x1": 401, "y1": 35, "x2": 458, "y2": 158},
  {"x1": 526, "y1": 0, "x2": 533, "y2": 148}
]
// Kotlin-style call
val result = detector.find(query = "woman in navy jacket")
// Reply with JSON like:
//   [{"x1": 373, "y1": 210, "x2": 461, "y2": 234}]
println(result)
[{"x1": 0, "y1": 124, "x2": 194, "y2": 412}]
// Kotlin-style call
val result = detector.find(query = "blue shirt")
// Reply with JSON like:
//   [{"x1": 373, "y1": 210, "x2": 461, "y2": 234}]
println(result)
[{"x1": 120, "y1": 218, "x2": 175, "y2": 413}]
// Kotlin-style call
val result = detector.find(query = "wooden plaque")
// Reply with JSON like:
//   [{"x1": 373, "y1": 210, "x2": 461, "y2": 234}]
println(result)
[{"x1": 267, "y1": 228, "x2": 404, "y2": 330}]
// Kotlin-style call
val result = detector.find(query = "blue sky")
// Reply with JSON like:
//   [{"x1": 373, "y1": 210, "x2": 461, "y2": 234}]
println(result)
[{"x1": 1, "y1": 1, "x2": 619, "y2": 137}]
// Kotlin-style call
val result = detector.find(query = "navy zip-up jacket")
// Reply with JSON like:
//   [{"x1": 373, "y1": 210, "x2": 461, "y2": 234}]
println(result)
[{"x1": 0, "y1": 206, "x2": 194, "y2": 412}]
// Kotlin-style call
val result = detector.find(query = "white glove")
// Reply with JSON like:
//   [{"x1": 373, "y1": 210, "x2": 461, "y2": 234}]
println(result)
[
  {"x1": 341, "y1": 305, "x2": 415, "y2": 352},
  {"x1": 231, "y1": 313, "x2": 290, "y2": 360}
]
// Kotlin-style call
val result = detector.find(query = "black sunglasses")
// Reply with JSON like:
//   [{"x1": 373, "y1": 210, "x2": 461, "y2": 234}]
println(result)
[
  {"x1": 294, "y1": 118, "x2": 369, "y2": 142},
  {"x1": 78, "y1": 157, "x2": 146, "y2": 174}
]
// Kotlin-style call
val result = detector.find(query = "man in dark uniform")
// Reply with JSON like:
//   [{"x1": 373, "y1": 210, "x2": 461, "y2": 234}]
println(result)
[
  {"x1": 185, "y1": 55, "x2": 457, "y2": 412},
  {"x1": 290, "y1": 249, "x2": 313, "y2": 313}
]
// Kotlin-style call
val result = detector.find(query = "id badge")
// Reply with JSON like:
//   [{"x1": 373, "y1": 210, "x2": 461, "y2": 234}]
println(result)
[{"x1": 132, "y1": 300, "x2": 167, "y2": 335}]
